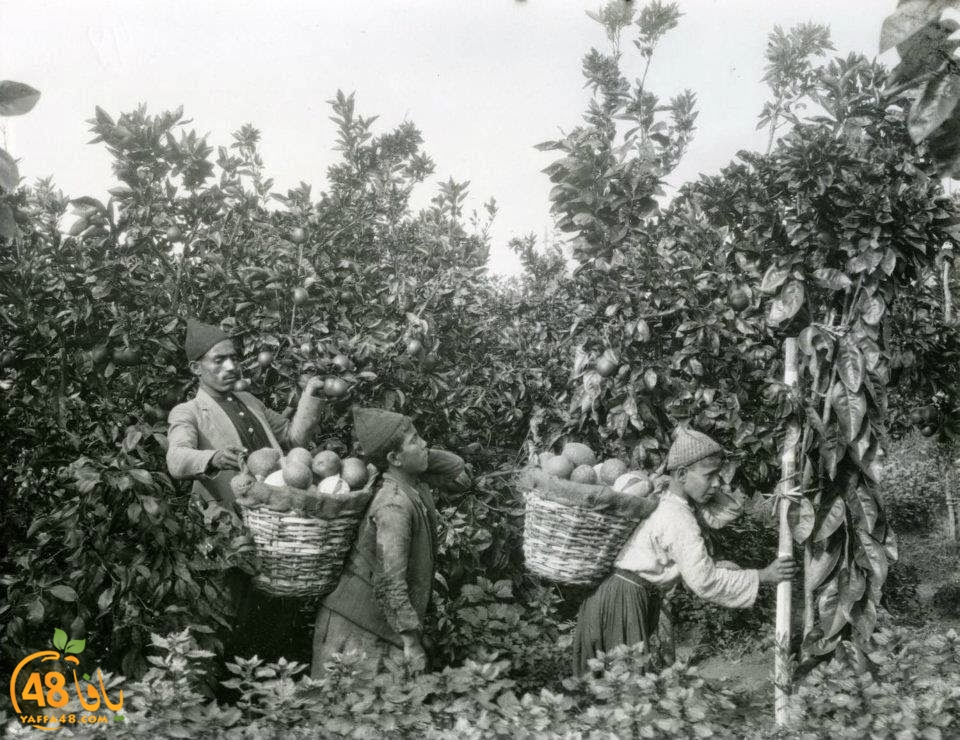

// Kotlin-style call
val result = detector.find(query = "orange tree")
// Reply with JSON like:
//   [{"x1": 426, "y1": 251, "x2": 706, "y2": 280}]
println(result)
[
  {"x1": 540, "y1": 3, "x2": 958, "y2": 657},
  {"x1": 0, "y1": 93, "x2": 570, "y2": 679}
]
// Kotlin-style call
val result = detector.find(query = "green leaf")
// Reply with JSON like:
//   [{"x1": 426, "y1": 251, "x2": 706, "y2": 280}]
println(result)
[
  {"x1": 0, "y1": 148, "x2": 19, "y2": 192},
  {"x1": 855, "y1": 528, "x2": 889, "y2": 584},
  {"x1": 849, "y1": 485, "x2": 880, "y2": 532},
  {"x1": 98, "y1": 586, "x2": 115, "y2": 613},
  {"x1": 838, "y1": 341, "x2": 865, "y2": 393},
  {"x1": 813, "y1": 268, "x2": 852, "y2": 291},
  {"x1": 859, "y1": 337, "x2": 881, "y2": 371},
  {"x1": 860, "y1": 295, "x2": 885, "y2": 325},
  {"x1": 760, "y1": 264, "x2": 790, "y2": 294},
  {"x1": 788, "y1": 496, "x2": 816, "y2": 544},
  {"x1": 818, "y1": 578, "x2": 848, "y2": 639},
  {"x1": 53, "y1": 628, "x2": 68, "y2": 650},
  {"x1": 27, "y1": 599, "x2": 45, "y2": 624},
  {"x1": 140, "y1": 494, "x2": 159, "y2": 516},
  {"x1": 0, "y1": 81, "x2": 41, "y2": 116},
  {"x1": 49, "y1": 584, "x2": 78, "y2": 602},
  {"x1": 807, "y1": 541, "x2": 842, "y2": 590},
  {"x1": 65, "y1": 639, "x2": 86, "y2": 655},
  {"x1": 849, "y1": 597, "x2": 878, "y2": 641},
  {"x1": 908, "y1": 69, "x2": 960, "y2": 142},
  {"x1": 814, "y1": 496, "x2": 846, "y2": 542},
  {"x1": 767, "y1": 280, "x2": 805, "y2": 326},
  {"x1": 831, "y1": 382, "x2": 866, "y2": 443},
  {"x1": 879, "y1": 0, "x2": 953, "y2": 54},
  {"x1": 839, "y1": 566, "x2": 868, "y2": 621}
]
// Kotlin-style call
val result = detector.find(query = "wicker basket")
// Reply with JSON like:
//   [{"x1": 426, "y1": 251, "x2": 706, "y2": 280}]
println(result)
[
  {"x1": 239, "y1": 482, "x2": 374, "y2": 598},
  {"x1": 522, "y1": 487, "x2": 647, "y2": 586}
]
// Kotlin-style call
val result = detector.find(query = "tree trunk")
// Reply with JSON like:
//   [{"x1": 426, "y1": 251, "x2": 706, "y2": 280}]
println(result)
[
  {"x1": 776, "y1": 338, "x2": 801, "y2": 727},
  {"x1": 943, "y1": 259, "x2": 953, "y2": 324}
]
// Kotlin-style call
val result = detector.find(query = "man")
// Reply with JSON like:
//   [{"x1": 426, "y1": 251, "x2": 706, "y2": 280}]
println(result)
[{"x1": 166, "y1": 318, "x2": 325, "y2": 666}]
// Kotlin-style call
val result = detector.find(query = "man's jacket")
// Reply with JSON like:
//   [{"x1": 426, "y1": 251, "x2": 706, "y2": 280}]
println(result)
[
  {"x1": 321, "y1": 449, "x2": 466, "y2": 647},
  {"x1": 166, "y1": 386, "x2": 321, "y2": 510}
]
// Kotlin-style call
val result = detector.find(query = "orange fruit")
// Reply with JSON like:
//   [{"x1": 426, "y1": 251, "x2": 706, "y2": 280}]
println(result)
[
  {"x1": 570, "y1": 464, "x2": 598, "y2": 484},
  {"x1": 340, "y1": 457, "x2": 369, "y2": 489},
  {"x1": 543, "y1": 455, "x2": 575, "y2": 480},
  {"x1": 598, "y1": 458, "x2": 628, "y2": 485},
  {"x1": 324, "y1": 377, "x2": 349, "y2": 397},
  {"x1": 286, "y1": 447, "x2": 313, "y2": 468},
  {"x1": 247, "y1": 447, "x2": 281, "y2": 479},
  {"x1": 561, "y1": 442, "x2": 596, "y2": 467},
  {"x1": 282, "y1": 461, "x2": 313, "y2": 490},
  {"x1": 311, "y1": 450, "x2": 341, "y2": 479}
]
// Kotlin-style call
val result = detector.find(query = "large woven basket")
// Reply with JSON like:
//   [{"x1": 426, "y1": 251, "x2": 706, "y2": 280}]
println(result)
[
  {"x1": 240, "y1": 487, "x2": 373, "y2": 598},
  {"x1": 522, "y1": 487, "x2": 647, "y2": 586}
]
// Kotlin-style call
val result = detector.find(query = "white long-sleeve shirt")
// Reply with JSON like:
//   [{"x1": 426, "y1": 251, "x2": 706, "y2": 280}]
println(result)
[{"x1": 614, "y1": 490, "x2": 760, "y2": 609}]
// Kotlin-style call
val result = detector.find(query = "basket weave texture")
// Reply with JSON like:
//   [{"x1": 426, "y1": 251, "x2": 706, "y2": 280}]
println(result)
[
  {"x1": 522, "y1": 486, "x2": 649, "y2": 586},
  {"x1": 240, "y1": 485, "x2": 374, "y2": 597}
]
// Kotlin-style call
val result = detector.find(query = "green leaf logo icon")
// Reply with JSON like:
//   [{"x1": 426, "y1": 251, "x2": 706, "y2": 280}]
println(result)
[
  {"x1": 65, "y1": 639, "x2": 85, "y2": 654},
  {"x1": 53, "y1": 628, "x2": 68, "y2": 651}
]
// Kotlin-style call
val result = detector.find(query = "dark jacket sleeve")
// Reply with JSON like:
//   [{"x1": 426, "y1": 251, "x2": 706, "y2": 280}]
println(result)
[{"x1": 371, "y1": 494, "x2": 422, "y2": 635}]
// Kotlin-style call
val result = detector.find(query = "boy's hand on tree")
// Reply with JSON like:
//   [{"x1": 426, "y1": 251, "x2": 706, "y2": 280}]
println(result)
[{"x1": 759, "y1": 556, "x2": 797, "y2": 584}]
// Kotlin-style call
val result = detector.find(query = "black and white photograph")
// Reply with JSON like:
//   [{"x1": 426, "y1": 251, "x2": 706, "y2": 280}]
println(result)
[{"x1": 2, "y1": 1, "x2": 960, "y2": 737}]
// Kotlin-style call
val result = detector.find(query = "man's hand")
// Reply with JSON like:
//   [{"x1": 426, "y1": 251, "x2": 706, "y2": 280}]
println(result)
[
  {"x1": 302, "y1": 376, "x2": 326, "y2": 398},
  {"x1": 210, "y1": 446, "x2": 245, "y2": 472},
  {"x1": 759, "y1": 556, "x2": 798, "y2": 584},
  {"x1": 400, "y1": 631, "x2": 427, "y2": 673}
]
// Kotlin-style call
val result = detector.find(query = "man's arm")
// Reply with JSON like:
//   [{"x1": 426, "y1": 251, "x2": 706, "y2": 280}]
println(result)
[
  {"x1": 256, "y1": 384, "x2": 323, "y2": 450},
  {"x1": 371, "y1": 495, "x2": 423, "y2": 636},
  {"x1": 166, "y1": 403, "x2": 218, "y2": 479}
]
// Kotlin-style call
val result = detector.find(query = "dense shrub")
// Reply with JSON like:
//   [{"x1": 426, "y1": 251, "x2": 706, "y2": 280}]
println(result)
[
  {"x1": 878, "y1": 431, "x2": 948, "y2": 532},
  {"x1": 880, "y1": 560, "x2": 924, "y2": 623},
  {"x1": 787, "y1": 628, "x2": 960, "y2": 739},
  {"x1": 932, "y1": 583, "x2": 960, "y2": 618},
  {"x1": 5, "y1": 625, "x2": 958, "y2": 739}
]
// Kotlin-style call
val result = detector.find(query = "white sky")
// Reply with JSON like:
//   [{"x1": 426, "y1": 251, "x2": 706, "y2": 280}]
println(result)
[{"x1": 2, "y1": 1, "x2": 897, "y2": 275}]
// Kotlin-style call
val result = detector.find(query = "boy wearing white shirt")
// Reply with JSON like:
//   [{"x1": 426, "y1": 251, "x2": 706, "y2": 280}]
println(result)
[{"x1": 572, "y1": 427, "x2": 797, "y2": 676}]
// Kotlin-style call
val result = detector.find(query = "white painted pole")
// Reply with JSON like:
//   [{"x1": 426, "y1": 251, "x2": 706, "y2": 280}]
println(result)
[{"x1": 776, "y1": 338, "x2": 800, "y2": 727}]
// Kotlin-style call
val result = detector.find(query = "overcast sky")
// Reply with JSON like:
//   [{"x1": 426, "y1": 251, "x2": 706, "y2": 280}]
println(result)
[{"x1": 3, "y1": 1, "x2": 898, "y2": 275}]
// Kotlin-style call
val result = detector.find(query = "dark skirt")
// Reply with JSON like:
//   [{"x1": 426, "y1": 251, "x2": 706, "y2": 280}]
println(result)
[{"x1": 572, "y1": 569, "x2": 662, "y2": 677}]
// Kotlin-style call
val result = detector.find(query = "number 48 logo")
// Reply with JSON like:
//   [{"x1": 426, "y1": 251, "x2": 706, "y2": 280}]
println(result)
[{"x1": 9, "y1": 627, "x2": 124, "y2": 732}]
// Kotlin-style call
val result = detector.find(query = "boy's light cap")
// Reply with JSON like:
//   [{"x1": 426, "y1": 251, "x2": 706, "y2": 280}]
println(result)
[{"x1": 666, "y1": 427, "x2": 724, "y2": 471}]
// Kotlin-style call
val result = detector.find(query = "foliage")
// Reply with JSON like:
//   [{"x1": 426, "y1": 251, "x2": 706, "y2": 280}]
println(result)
[
  {"x1": 0, "y1": 80, "x2": 40, "y2": 243},
  {"x1": 879, "y1": 0, "x2": 960, "y2": 177},
  {"x1": 787, "y1": 627, "x2": 960, "y2": 738},
  {"x1": 431, "y1": 577, "x2": 573, "y2": 694},
  {"x1": 879, "y1": 560, "x2": 924, "y2": 621},
  {"x1": 878, "y1": 430, "x2": 947, "y2": 532},
  {"x1": 758, "y1": 23, "x2": 833, "y2": 152},
  {"x1": 0, "y1": 92, "x2": 569, "y2": 680},
  {"x1": 541, "y1": 4, "x2": 958, "y2": 659},
  {"x1": 932, "y1": 582, "x2": 960, "y2": 616},
  {"x1": 5, "y1": 625, "x2": 959, "y2": 739}
]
